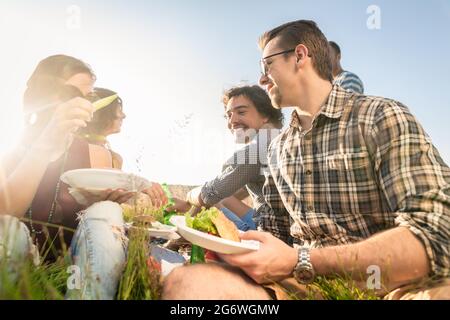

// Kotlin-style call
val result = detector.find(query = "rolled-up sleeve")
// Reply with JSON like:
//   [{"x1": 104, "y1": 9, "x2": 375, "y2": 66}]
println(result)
[
  {"x1": 370, "y1": 101, "x2": 450, "y2": 278},
  {"x1": 200, "y1": 163, "x2": 261, "y2": 206},
  {"x1": 200, "y1": 136, "x2": 264, "y2": 206}
]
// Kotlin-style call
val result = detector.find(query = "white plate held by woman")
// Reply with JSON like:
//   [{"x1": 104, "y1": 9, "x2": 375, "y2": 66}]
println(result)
[{"x1": 61, "y1": 168, "x2": 151, "y2": 192}]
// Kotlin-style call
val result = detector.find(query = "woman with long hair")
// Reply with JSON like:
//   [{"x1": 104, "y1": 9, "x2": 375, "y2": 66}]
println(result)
[
  {"x1": 0, "y1": 57, "x2": 95, "y2": 286},
  {"x1": 17, "y1": 56, "x2": 133, "y2": 260},
  {"x1": 1, "y1": 55, "x2": 134, "y2": 299}
]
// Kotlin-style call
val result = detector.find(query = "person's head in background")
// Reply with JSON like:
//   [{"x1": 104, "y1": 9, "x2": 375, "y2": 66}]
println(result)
[
  {"x1": 79, "y1": 87, "x2": 126, "y2": 143},
  {"x1": 328, "y1": 41, "x2": 343, "y2": 78},
  {"x1": 222, "y1": 85, "x2": 283, "y2": 143},
  {"x1": 23, "y1": 55, "x2": 96, "y2": 138}
]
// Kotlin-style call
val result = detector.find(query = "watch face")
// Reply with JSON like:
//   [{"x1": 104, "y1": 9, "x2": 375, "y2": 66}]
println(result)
[{"x1": 295, "y1": 267, "x2": 315, "y2": 284}]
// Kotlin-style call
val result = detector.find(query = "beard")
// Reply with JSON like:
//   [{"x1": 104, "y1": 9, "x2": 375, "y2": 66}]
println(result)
[
  {"x1": 233, "y1": 128, "x2": 258, "y2": 144},
  {"x1": 269, "y1": 86, "x2": 283, "y2": 109}
]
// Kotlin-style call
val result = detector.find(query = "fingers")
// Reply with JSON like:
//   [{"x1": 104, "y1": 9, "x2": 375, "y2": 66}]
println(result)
[
  {"x1": 105, "y1": 189, "x2": 135, "y2": 203},
  {"x1": 144, "y1": 187, "x2": 160, "y2": 207},
  {"x1": 65, "y1": 97, "x2": 95, "y2": 114},
  {"x1": 143, "y1": 183, "x2": 168, "y2": 208},
  {"x1": 116, "y1": 192, "x2": 135, "y2": 204},
  {"x1": 165, "y1": 197, "x2": 190, "y2": 213},
  {"x1": 65, "y1": 105, "x2": 93, "y2": 122},
  {"x1": 42, "y1": 97, "x2": 94, "y2": 131},
  {"x1": 239, "y1": 230, "x2": 270, "y2": 242},
  {"x1": 151, "y1": 183, "x2": 168, "y2": 205},
  {"x1": 51, "y1": 97, "x2": 94, "y2": 136},
  {"x1": 165, "y1": 205, "x2": 176, "y2": 212},
  {"x1": 217, "y1": 254, "x2": 263, "y2": 284},
  {"x1": 217, "y1": 252, "x2": 255, "y2": 267}
]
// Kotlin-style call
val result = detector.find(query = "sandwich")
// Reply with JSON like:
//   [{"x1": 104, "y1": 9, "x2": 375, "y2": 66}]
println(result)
[{"x1": 185, "y1": 207, "x2": 240, "y2": 242}]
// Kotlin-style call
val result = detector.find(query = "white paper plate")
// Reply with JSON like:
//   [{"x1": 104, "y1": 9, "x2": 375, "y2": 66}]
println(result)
[
  {"x1": 125, "y1": 222, "x2": 180, "y2": 240},
  {"x1": 61, "y1": 168, "x2": 151, "y2": 192},
  {"x1": 170, "y1": 216, "x2": 260, "y2": 254}
]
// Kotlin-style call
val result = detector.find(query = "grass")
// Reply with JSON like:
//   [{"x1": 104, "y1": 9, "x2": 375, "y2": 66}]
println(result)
[
  {"x1": 116, "y1": 226, "x2": 161, "y2": 300},
  {"x1": 0, "y1": 256, "x2": 70, "y2": 300},
  {"x1": 0, "y1": 213, "x2": 379, "y2": 300},
  {"x1": 0, "y1": 250, "x2": 380, "y2": 300},
  {"x1": 310, "y1": 276, "x2": 380, "y2": 300}
]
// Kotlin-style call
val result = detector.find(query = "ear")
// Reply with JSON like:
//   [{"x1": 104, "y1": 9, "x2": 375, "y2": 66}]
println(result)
[{"x1": 294, "y1": 44, "x2": 309, "y2": 64}]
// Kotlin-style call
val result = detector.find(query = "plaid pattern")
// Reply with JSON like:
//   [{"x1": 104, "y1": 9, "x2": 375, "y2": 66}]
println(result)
[
  {"x1": 201, "y1": 128, "x2": 280, "y2": 221},
  {"x1": 260, "y1": 85, "x2": 450, "y2": 278}
]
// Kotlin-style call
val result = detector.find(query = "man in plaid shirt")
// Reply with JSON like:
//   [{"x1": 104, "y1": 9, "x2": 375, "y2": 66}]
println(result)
[{"x1": 163, "y1": 20, "x2": 449, "y2": 300}]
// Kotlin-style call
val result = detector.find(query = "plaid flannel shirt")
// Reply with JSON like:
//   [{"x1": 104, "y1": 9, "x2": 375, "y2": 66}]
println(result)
[{"x1": 260, "y1": 85, "x2": 450, "y2": 278}]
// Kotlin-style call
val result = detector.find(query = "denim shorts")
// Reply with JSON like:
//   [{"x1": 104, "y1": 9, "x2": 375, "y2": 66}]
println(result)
[{"x1": 220, "y1": 207, "x2": 257, "y2": 231}]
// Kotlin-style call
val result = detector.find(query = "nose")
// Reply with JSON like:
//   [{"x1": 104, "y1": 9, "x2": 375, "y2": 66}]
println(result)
[
  {"x1": 259, "y1": 73, "x2": 270, "y2": 87},
  {"x1": 229, "y1": 112, "x2": 240, "y2": 125},
  {"x1": 118, "y1": 109, "x2": 126, "y2": 119}
]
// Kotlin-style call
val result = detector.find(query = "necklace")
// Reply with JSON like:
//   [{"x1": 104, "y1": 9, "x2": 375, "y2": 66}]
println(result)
[{"x1": 27, "y1": 149, "x2": 70, "y2": 235}]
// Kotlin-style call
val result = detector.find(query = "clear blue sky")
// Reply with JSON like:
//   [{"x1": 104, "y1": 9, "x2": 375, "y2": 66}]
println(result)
[{"x1": 1, "y1": 0, "x2": 449, "y2": 184}]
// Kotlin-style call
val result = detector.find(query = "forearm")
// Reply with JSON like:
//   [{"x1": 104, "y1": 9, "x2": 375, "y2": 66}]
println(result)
[
  {"x1": 219, "y1": 196, "x2": 251, "y2": 217},
  {"x1": 186, "y1": 186, "x2": 205, "y2": 207},
  {"x1": 0, "y1": 148, "x2": 51, "y2": 217},
  {"x1": 310, "y1": 227, "x2": 430, "y2": 290},
  {"x1": 197, "y1": 163, "x2": 260, "y2": 208}
]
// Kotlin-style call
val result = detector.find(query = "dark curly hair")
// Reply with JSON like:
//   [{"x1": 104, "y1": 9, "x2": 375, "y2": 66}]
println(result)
[{"x1": 222, "y1": 85, "x2": 283, "y2": 129}]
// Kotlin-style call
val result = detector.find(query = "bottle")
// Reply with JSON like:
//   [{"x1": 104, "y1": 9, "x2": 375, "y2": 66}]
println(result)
[{"x1": 190, "y1": 244, "x2": 205, "y2": 264}]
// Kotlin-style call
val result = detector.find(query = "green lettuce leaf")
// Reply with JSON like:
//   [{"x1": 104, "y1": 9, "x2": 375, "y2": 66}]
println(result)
[{"x1": 185, "y1": 208, "x2": 219, "y2": 235}]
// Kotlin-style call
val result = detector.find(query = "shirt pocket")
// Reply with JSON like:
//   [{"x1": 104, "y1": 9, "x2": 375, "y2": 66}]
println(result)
[
  {"x1": 326, "y1": 151, "x2": 370, "y2": 171},
  {"x1": 324, "y1": 151, "x2": 379, "y2": 214}
]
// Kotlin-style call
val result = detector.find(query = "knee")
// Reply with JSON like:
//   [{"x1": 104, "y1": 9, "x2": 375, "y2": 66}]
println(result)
[
  {"x1": 0, "y1": 215, "x2": 33, "y2": 261},
  {"x1": 163, "y1": 264, "x2": 221, "y2": 299},
  {"x1": 0, "y1": 215, "x2": 21, "y2": 227},
  {"x1": 162, "y1": 263, "x2": 260, "y2": 300},
  {"x1": 162, "y1": 265, "x2": 192, "y2": 299},
  {"x1": 84, "y1": 201, "x2": 123, "y2": 226},
  {"x1": 72, "y1": 201, "x2": 127, "y2": 259}
]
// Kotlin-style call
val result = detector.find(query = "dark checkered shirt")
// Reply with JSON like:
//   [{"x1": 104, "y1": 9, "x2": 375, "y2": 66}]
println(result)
[
  {"x1": 200, "y1": 128, "x2": 280, "y2": 222},
  {"x1": 260, "y1": 85, "x2": 450, "y2": 278}
]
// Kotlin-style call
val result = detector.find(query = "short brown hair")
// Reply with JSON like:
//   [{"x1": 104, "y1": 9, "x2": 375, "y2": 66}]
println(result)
[
  {"x1": 259, "y1": 20, "x2": 333, "y2": 82},
  {"x1": 328, "y1": 41, "x2": 341, "y2": 56},
  {"x1": 222, "y1": 85, "x2": 283, "y2": 129}
]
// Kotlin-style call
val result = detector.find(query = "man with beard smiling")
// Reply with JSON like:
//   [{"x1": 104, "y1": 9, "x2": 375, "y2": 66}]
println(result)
[
  {"x1": 164, "y1": 85, "x2": 283, "y2": 231},
  {"x1": 163, "y1": 20, "x2": 449, "y2": 300}
]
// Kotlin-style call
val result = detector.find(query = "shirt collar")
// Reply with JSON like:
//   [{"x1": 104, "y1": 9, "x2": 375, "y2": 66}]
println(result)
[
  {"x1": 320, "y1": 84, "x2": 349, "y2": 119},
  {"x1": 289, "y1": 85, "x2": 351, "y2": 129}
]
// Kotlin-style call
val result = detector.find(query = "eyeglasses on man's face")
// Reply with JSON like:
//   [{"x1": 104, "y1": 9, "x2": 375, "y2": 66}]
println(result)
[{"x1": 260, "y1": 48, "x2": 295, "y2": 77}]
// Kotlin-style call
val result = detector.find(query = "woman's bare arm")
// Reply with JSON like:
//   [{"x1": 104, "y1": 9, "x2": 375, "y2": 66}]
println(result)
[{"x1": 0, "y1": 147, "x2": 52, "y2": 217}]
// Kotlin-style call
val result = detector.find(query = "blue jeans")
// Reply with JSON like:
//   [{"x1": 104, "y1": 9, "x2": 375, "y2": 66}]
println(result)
[
  {"x1": 220, "y1": 207, "x2": 257, "y2": 231},
  {"x1": 66, "y1": 201, "x2": 127, "y2": 300},
  {"x1": 0, "y1": 215, "x2": 39, "y2": 291}
]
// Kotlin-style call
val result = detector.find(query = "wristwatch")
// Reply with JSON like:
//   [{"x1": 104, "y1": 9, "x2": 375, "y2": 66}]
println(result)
[{"x1": 293, "y1": 247, "x2": 315, "y2": 284}]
